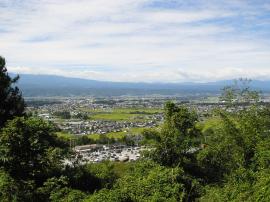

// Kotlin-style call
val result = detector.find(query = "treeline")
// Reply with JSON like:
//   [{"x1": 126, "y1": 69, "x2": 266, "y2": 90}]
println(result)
[{"x1": 0, "y1": 56, "x2": 270, "y2": 201}]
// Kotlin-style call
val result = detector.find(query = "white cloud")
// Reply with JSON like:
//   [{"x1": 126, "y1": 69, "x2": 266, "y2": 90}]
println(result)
[
  {"x1": 8, "y1": 65, "x2": 270, "y2": 83},
  {"x1": 0, "y1": 0, "x2": 270, "y2": 82}
]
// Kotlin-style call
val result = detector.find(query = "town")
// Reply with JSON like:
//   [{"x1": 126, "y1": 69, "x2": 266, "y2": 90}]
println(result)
[{"x1": 25, "y1": 95, "x2": 270, "y2": 163}]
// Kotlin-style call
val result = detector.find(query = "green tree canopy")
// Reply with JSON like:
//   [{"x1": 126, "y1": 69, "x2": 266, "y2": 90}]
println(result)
[
  {"x1": 0, "y1": 56, "x2": 25, "y2": 128},
  {"x1": 85, "y1": 161, "x2": 186, "y2": 202},
  {"x1": 0, "y1": 117, "x2": 67, "y2": 182},
  {"x1": 151, "y1": 101, "x2": 201, "y2": 168}
]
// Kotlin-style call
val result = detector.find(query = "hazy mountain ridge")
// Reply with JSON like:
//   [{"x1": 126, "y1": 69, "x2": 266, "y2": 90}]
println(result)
[{"x1": 11, "y1": 73, "x2": 270, "y2": 96}]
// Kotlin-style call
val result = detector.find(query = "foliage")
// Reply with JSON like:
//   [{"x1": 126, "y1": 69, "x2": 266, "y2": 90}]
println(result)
[
  {"x1": 141, "y1": 128, "x2": 161, "y2": 145},
  {"x1": 197, "y1": 106, "x2": 270, "y2": 183},
  {"x1": 151, "y1": 101, "x2": 201, "y2": 168},
  {"x1": 197, "y1": 103, "x2": 270, "y2": 201},
  {"x1": 220, "y1": 78, "x2": 260, "y2": 106},
  {"x1": 50, "y1": 188, "x2": 87, "y2": 202},
  {"x1": 37, "y1": 176, "x2": 86, "y2": 202},
  {"x1": 200, "y1": 169, "x2": 270, "y2": 202},
  {"x1": 36, "y1": 176, "x2": 69, "y2": 201},
  {"x1": 85, "y1": 161, "x2": 117, "y2": 188},
  {"x1": 0, "y1": 117, "x2": 67, "y2": 182},
  {"x1": 0, "y1": 169, "x2": 20, "y2": 202},
  {"x1": 0, "y1": 56, "x2": 25, "y2": 128},
  {"x1": 85, "y1": 160, "x2": 186, "y2": 202}
]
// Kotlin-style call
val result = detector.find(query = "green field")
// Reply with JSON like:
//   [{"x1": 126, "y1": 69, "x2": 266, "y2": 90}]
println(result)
[
  {"x1": 112, "y1": 108, "x2": 163, "y2": 114},
  {"x1": 79, "y1": 107, "x2": 162, "y2": 114},
  {"x1": 87, "y1": 127, "x2": 147, "y2": 140},
  {"x1": 90, "y1": 112, "x2": 137, "y2": 121},
  {"x1": 56, "y1": 131, "x2": 76, "y2": 140},
  {"x1": 80, "y1": 107, "x2": 163, "y2": 121}
]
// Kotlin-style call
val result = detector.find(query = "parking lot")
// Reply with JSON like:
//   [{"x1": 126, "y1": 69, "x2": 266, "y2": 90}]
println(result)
[{"x1": 74, "y1": 144, "x2": 149, "y2": 163}]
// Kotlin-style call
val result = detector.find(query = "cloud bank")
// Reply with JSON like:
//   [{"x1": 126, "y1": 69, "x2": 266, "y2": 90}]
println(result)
[{"x1": 1, "y1": 0, "x2": 270, "y2": 82}]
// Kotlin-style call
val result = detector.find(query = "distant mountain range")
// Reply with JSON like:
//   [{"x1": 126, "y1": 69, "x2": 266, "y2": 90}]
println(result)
[{"x1": 10, "y1": 73, "x2": 270, "y2": 97}]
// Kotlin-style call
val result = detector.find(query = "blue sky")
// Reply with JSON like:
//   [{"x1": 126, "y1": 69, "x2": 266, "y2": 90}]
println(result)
[{"x1": 1, "y1": 0, "x2": 270, "y2": 82}]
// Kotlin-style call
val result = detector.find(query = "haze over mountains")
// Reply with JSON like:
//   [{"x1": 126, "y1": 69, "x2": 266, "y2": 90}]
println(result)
[{"x1": 12, "y1": 73, "x2": 270, "y2": 97}]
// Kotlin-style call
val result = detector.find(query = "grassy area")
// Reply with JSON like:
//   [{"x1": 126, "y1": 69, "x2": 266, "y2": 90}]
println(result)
[
  {"x1": 112, "y1": 108, "x2": 163, "y2": 114},
  {"x1": 198, "y1": 116, "x2": 223, "y2": 134},
  {"x1": 78, "y1": 107, "x2": 109, "y2": 113},
  {"x1": 87, "y1": 127, "x2": 147, "y2": 140},
  {"x1": 79, "y1": 107, "x2": 162, "y2": 114},
  {"x1": 112, "y1": 162, "x2": 134, "y2": 177},
  {"x1": 90, "y1": 113, "x2": 137, "y2": 121},
  {"x1": 77, "y1": 107, "x2": 163, "y2": 121},
  {"x1": 56, "y1": 131, "x2": 76, "y2": 140},
  {"x1": 86, "y1": 132, "x2": 126, "y2": 141}
]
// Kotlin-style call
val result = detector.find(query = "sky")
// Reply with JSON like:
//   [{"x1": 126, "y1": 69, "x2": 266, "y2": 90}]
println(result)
[{"x1": 1, "y1": 0, "x2": 270, "y2": 83}]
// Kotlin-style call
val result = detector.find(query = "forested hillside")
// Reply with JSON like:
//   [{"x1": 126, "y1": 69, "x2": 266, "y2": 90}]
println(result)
[{"x1": 14, "y1": 73, "x2": 270, "y2": 97}]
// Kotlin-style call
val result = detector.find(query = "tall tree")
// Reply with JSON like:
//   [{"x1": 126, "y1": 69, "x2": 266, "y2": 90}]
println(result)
[
  {"x1": 151, "y1": 102, "x2": 201, "y2": 169},
  {"x1": 0, "y1": 56, "x2": 25, "y2": 128},
  {"x1": 0, "y1": 117, "x2": 66, "y2": 182}
]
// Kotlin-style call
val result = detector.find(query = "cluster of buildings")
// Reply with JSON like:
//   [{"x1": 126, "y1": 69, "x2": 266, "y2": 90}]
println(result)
[
  {"x1": 30, "y1": 97, "x2": 165, "y2": 113},
  {"x1": 58, "y1": 119, "x2": 160, "y2": 135},
  {"x1": 72, "y1": 144, "x2": 149, "y2": 163},
  {"x1": 30, "y1": 96, "x2": 261, "y2": 137},
  {"x1": 30, "y1": 97, "x2": 165, "y2": 136}
]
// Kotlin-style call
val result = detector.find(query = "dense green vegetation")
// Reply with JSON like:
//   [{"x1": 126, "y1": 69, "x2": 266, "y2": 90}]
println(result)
[
  {"x1": 0, "y1": 56, "x2": 25, "y2": 127},
  {"x1": 1, "y1": 56, "x2": 270, "y2": 201}
]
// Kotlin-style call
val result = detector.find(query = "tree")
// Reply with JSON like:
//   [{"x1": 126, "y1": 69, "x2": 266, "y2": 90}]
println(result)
[
  {"x1": 86, "y1": 161, "x2": 187, "y2": 202},
  {"x1": 151, "y1": 102, "x2": 201, "y2": 168},
  {"x1": 0, "y1": 169, "x2": 36, "y2": 202},
  {"x1": 50, "y1": 188, "x2": 86, "y2": 202},
  {"x1": 0, "y1": 56, "x2": 25, "y2": 128},
  {"x1": 198, "y1": 100, "x2": 270, "y2": 200},
  {"x1": 220, "y1": 78, "x2": 260, "y2": 106},
  {"x1": 0, "y1": 117, "x2": 67, "y2": 182},
  {"x1": 36, "y1": 176, "x2": 86, "y2": 202},
  {"x1": 0, "y1": 169, "x2": 20, "y2": 202}
]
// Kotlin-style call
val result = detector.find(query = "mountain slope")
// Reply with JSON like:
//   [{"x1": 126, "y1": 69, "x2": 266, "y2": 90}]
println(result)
[{"x1": 11, "y1": 73, "x2": 270, "y2": 97}]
